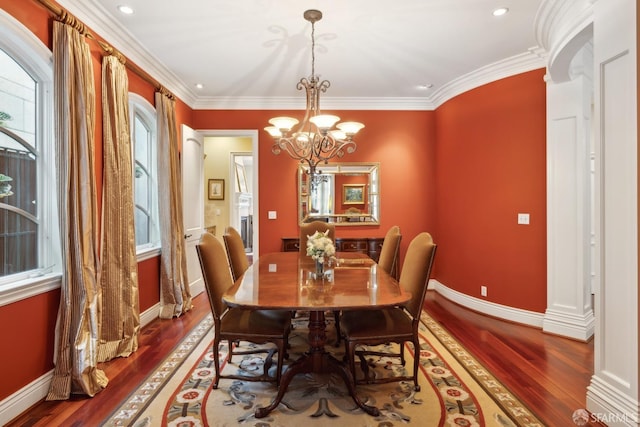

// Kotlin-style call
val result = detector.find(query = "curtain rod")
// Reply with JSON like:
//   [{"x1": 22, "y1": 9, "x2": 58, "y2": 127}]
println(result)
[{"x1": 35, "y1": 0, "x2": 175, "y2": 100}]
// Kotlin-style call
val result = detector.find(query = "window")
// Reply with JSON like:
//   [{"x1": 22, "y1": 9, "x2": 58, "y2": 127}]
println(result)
[
  {"x1": 129, "y1": 94, "x2": 159, "y2": 257},
  {"x1": 0, "y1": 10, "x2": 59, "y2": 303}
]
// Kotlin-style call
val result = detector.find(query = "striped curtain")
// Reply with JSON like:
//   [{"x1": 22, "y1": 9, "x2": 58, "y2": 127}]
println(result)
[
  {"x1": 47, "y1": 20, "x2": 107, "y2": 400},
  {"x1": 97, "y1": 54, "x2": 140, "y2": 362},
  {"x1": 155, "y1": 91, "x2": 192, "y2": 318}
]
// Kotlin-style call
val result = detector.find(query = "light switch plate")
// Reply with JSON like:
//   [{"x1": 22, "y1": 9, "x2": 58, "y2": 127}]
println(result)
[{"x1": 268, "y1": 211, "x2": 277, "y2": 219}]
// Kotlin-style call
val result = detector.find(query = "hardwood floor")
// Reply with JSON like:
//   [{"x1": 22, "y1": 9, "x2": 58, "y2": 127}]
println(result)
[{"x1": 8, "y1": 291, "x2": 602, "y2": 426}]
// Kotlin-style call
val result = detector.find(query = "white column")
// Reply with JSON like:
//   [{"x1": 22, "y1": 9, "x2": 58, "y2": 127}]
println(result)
[
  {"x1": 587, "y1": 0, "x2": 639, "y2": 425},
  {"x1": 544, "y1": 49, "x2": 595, "y2": 341}
]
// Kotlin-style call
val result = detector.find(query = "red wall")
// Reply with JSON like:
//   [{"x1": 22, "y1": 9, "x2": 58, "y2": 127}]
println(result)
[
  {"x1": 434, "y1": 69, "x2": 547, "y2": 312},
  {"x1": 192, "y1": 110, "x2": 438, "y2": 258}
]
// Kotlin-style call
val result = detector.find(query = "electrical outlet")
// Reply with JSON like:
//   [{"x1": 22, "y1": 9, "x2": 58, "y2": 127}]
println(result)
[
  {"x1": 481, "y1": 285, "x2": 487, "y2": 297},
  {"x1": 517, "y1": 213, "x2": 530, "y2": 225}
]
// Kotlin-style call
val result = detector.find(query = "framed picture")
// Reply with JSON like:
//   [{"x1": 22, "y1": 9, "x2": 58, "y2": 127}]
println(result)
[
  {"x1": 343, "y1": 184, "x2": 365, "y2": 204},
  {"x1": 208, "y1": 179, "x2": 224, "y2": 200},
  {"x1": 235, "y1": 163, "x2": 248, "y2": 193}
]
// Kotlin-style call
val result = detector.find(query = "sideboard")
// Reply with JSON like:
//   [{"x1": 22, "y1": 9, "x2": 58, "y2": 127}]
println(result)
[{"x1": 282, "y1": 237, "x2": 385, "y2": 262}]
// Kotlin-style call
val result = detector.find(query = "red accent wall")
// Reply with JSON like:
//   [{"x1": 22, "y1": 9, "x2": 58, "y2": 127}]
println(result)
[
  {"x1": 0, "y1": 290, "x2": 59, "y2": 403},
  {"x1": 192, "y1": 110, "x2": 438, "y2": 257},
  {"x1": 434, "y1": 69, "x2": 547, "y2": 312}
]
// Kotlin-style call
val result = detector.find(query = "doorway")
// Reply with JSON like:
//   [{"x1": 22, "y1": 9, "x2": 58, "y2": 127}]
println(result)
[{"x1": 201, "y1": 130, "x2": 259, "y2": 255}]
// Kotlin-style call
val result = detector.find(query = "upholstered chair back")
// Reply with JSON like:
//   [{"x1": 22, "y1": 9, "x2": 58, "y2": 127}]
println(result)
[
  {"x1": 196, "y1": 232, "x2": 234, "y2": 319},
  {"x1": 399, "y1": 232, "x2": 437, "y2": 318},
  {"x1": 223, "y1": 226, "x2": 250, "y2": 281},
  {"x1": 377, "y1": 225, "x2": 402, "y2": 279}
]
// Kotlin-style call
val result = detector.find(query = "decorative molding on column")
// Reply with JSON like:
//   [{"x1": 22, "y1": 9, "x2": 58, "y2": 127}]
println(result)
[
  {"x1": 535, "y1": 0, "x2": 594, "y2": 83},
  {"x1": 587, "y1": 375, "x2": 639, "y2": 426},
  {"x1": 588, "y1": 0, "x2": 638, "y2": 421},
  {"x1": 542, "y1": 308, "x2": 594, "y2": 341}
]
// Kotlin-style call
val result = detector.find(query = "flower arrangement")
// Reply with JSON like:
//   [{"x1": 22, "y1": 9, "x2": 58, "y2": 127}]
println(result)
[{"x1": 306, "y1": 230, "x2": 336, "y2": 264}]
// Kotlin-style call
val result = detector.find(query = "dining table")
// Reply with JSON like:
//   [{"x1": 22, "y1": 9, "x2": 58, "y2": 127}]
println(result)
[{"x1": 222, "y1": 251, "x2": 412, "y2": 418}]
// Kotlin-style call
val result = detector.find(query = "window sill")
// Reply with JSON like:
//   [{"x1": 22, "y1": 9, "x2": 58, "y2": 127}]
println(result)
[
  {"x1": 0, "y1": 273, "x2": 62, "y2": 308},
  {"x1": 137, "y1": 246, "x2": 161, "y2": 262},
  {"x1": 0, "y1": 248, "x2": 162, "y2": 308}
]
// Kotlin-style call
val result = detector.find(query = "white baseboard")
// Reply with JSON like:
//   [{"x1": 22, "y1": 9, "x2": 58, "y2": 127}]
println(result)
[
  {"x1": 587, "y1": 375, "x2": 640, "y2": 426},
  {"x1": 0, "y1": 371, "x2": 53, "y2": 426},
  {"x1": 430, "y1": 279, "x2": 545, "y2": 328},
  {"x1": 543, "y1": 308, "x2": 595, "y2": 341},
  {"x1": 0, "y1": 302, "x2": 162, "y2": 426}
]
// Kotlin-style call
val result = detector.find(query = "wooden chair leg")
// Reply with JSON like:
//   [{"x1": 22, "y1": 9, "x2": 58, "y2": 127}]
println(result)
[
  {"x1": 412, "y1": 338, "x2": 420, "y2": 391},
  {"x1": 213, "y1": 338, "x2": 221, "y2": 389}
]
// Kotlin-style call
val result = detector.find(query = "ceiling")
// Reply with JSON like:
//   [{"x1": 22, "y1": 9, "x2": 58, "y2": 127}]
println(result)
[{"x1": 59, "y1": 0, "x2": 546, "y2": 110}]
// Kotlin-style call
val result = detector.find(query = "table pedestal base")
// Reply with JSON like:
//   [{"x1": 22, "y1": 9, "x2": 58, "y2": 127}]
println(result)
[{"x1": 254, "y1": 311, "x2": 380, "y2": 419}]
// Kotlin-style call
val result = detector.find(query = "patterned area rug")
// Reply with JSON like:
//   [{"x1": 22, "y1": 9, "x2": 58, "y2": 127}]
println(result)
[{"x1": 104, "y1": 311, "x2": 544, "y2": 426}]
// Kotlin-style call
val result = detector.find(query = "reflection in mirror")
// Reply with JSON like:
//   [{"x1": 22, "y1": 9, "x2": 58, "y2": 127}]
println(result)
[{"x1": 298, "y1": 163, "x2": 380, "y2": 226}]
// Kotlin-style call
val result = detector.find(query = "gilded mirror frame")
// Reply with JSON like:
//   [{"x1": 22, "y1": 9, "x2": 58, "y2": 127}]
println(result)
[{"x1": 298, "y1": 162, "x2": 380, "y2": 226}]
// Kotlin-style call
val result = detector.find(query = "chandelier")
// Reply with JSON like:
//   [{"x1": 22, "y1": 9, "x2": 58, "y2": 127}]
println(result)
[{"x1": 264, "y1": 9, "x2": 364, "y2": 178}]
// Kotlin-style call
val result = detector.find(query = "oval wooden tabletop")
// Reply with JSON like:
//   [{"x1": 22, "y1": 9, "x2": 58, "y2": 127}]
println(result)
[{"x1": 222, "y1": 252, "x2": 411, "y2": 311}]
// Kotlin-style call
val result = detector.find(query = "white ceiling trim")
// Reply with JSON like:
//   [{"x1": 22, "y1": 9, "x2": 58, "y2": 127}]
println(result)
[
  {"x1": 429, "y1": 48, "x2": 548, "y2": 108},
  {"x1": 56, "y1": 0, "x2": 199, "y2": 105},
  {"x1": 193, "y1": 50, "x2": 548, "y2": 111},
  {"x1": 191, "y1": 96, "x2": 436, "y2": 111},
  {"x1": 57, "y1": 0, "x2": 549, "y2": 112}
]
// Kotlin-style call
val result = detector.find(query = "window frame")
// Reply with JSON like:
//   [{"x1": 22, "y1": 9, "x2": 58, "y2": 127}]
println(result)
[
  {"x1": 129, "y1": 93, "x2": 160, "y2": 261},
  {"x1": 0, "y1": 10, "x2": 60, "y2": 307}
]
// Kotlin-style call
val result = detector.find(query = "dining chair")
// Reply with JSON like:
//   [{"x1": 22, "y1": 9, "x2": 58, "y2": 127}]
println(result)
[
  {"x1": 299, "y1": 220, "x2": 335, "y2": 255},
  {"x1": 377, "y1": 225, "x2": 402, "y2": 280},
  {"x1": 340, "y1": 232, "x2": 437, "y2": 391},
  {"x1": 334, "y1": 225, "x2": 402, "y2": 347},
  {"x1": 223, "y1": 226, "x2": 250, "y2": 282},
  {"x1": 196, "y1": 232, "x2": 291, "y2": 388}
]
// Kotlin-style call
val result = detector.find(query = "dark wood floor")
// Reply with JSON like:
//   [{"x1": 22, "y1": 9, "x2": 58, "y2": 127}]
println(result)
[{"x1": 8, "y1": 290, "x2": 602, "y2": 426}]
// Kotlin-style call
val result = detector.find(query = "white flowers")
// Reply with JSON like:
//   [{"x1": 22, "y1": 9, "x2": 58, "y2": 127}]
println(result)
[{"x1": 306, "y1": 230, "x2": 336, "y2": 263}]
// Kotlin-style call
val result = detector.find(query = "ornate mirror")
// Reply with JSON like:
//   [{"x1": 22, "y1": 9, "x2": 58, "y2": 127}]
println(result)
[{"x1": 298, "y1": 162, "x2": 380, "y2": 226}]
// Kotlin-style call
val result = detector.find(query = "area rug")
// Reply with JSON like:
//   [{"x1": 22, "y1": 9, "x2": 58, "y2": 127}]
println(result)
[{"x1": 103, "y1": 311, "x2": 545, "y2": 426}]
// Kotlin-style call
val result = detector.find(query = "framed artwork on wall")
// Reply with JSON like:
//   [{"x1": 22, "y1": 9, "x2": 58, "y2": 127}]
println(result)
[
  {"x1": 343, "y1": 184, "x2": 365, "y2": 204},
  {"x1": 235, "y1": 163, "x2": 248, "y2": 193},
  {"x1": 208, "y1": 179, "x2": 224, "y2": 200}
]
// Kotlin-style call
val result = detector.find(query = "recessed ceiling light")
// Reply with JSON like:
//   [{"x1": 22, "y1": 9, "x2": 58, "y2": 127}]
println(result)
[
  {"x1": 418, "y1": 84, "x2": 434, "y2": 90},
  {"x1": 117, "y1": 5, "x2": 134, "y2": 15},
  {"x1": 493, "y1": 7, "x2": 509, "y2": 17},
  {"x1": 195, "y1": 83, "x2": 204, "y2": 89}
]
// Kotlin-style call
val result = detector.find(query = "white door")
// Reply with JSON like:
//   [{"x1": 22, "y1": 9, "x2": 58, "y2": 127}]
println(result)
[{"x1": 181, "y1": 125, "x2": 205, "y2": 296}]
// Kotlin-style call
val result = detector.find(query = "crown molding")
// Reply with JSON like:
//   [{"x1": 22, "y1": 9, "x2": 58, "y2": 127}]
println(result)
[
  {"x1": 193, "y1": 49, "x2": 547, "y2": 111},
  {"x1": 57, "y1": 0, "x2": 547, "y2": 112},
  {"x1": 534, "y1": 0, "x2": 594, "y2": 83},
  {"x1": 56, "y1": 0, "x2": 199, "y2": 105},
  {"x1": 191, "y1": 96, "x2": 436, "y2": 111},
  {"x1": 428, "y1": 48, "x2": 547, "y2": 108}
]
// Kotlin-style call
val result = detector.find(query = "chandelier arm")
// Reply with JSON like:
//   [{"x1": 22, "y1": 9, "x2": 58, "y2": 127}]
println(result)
[{"x1": 275, "y1": 137, "x2": 314, "y2": 163}]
